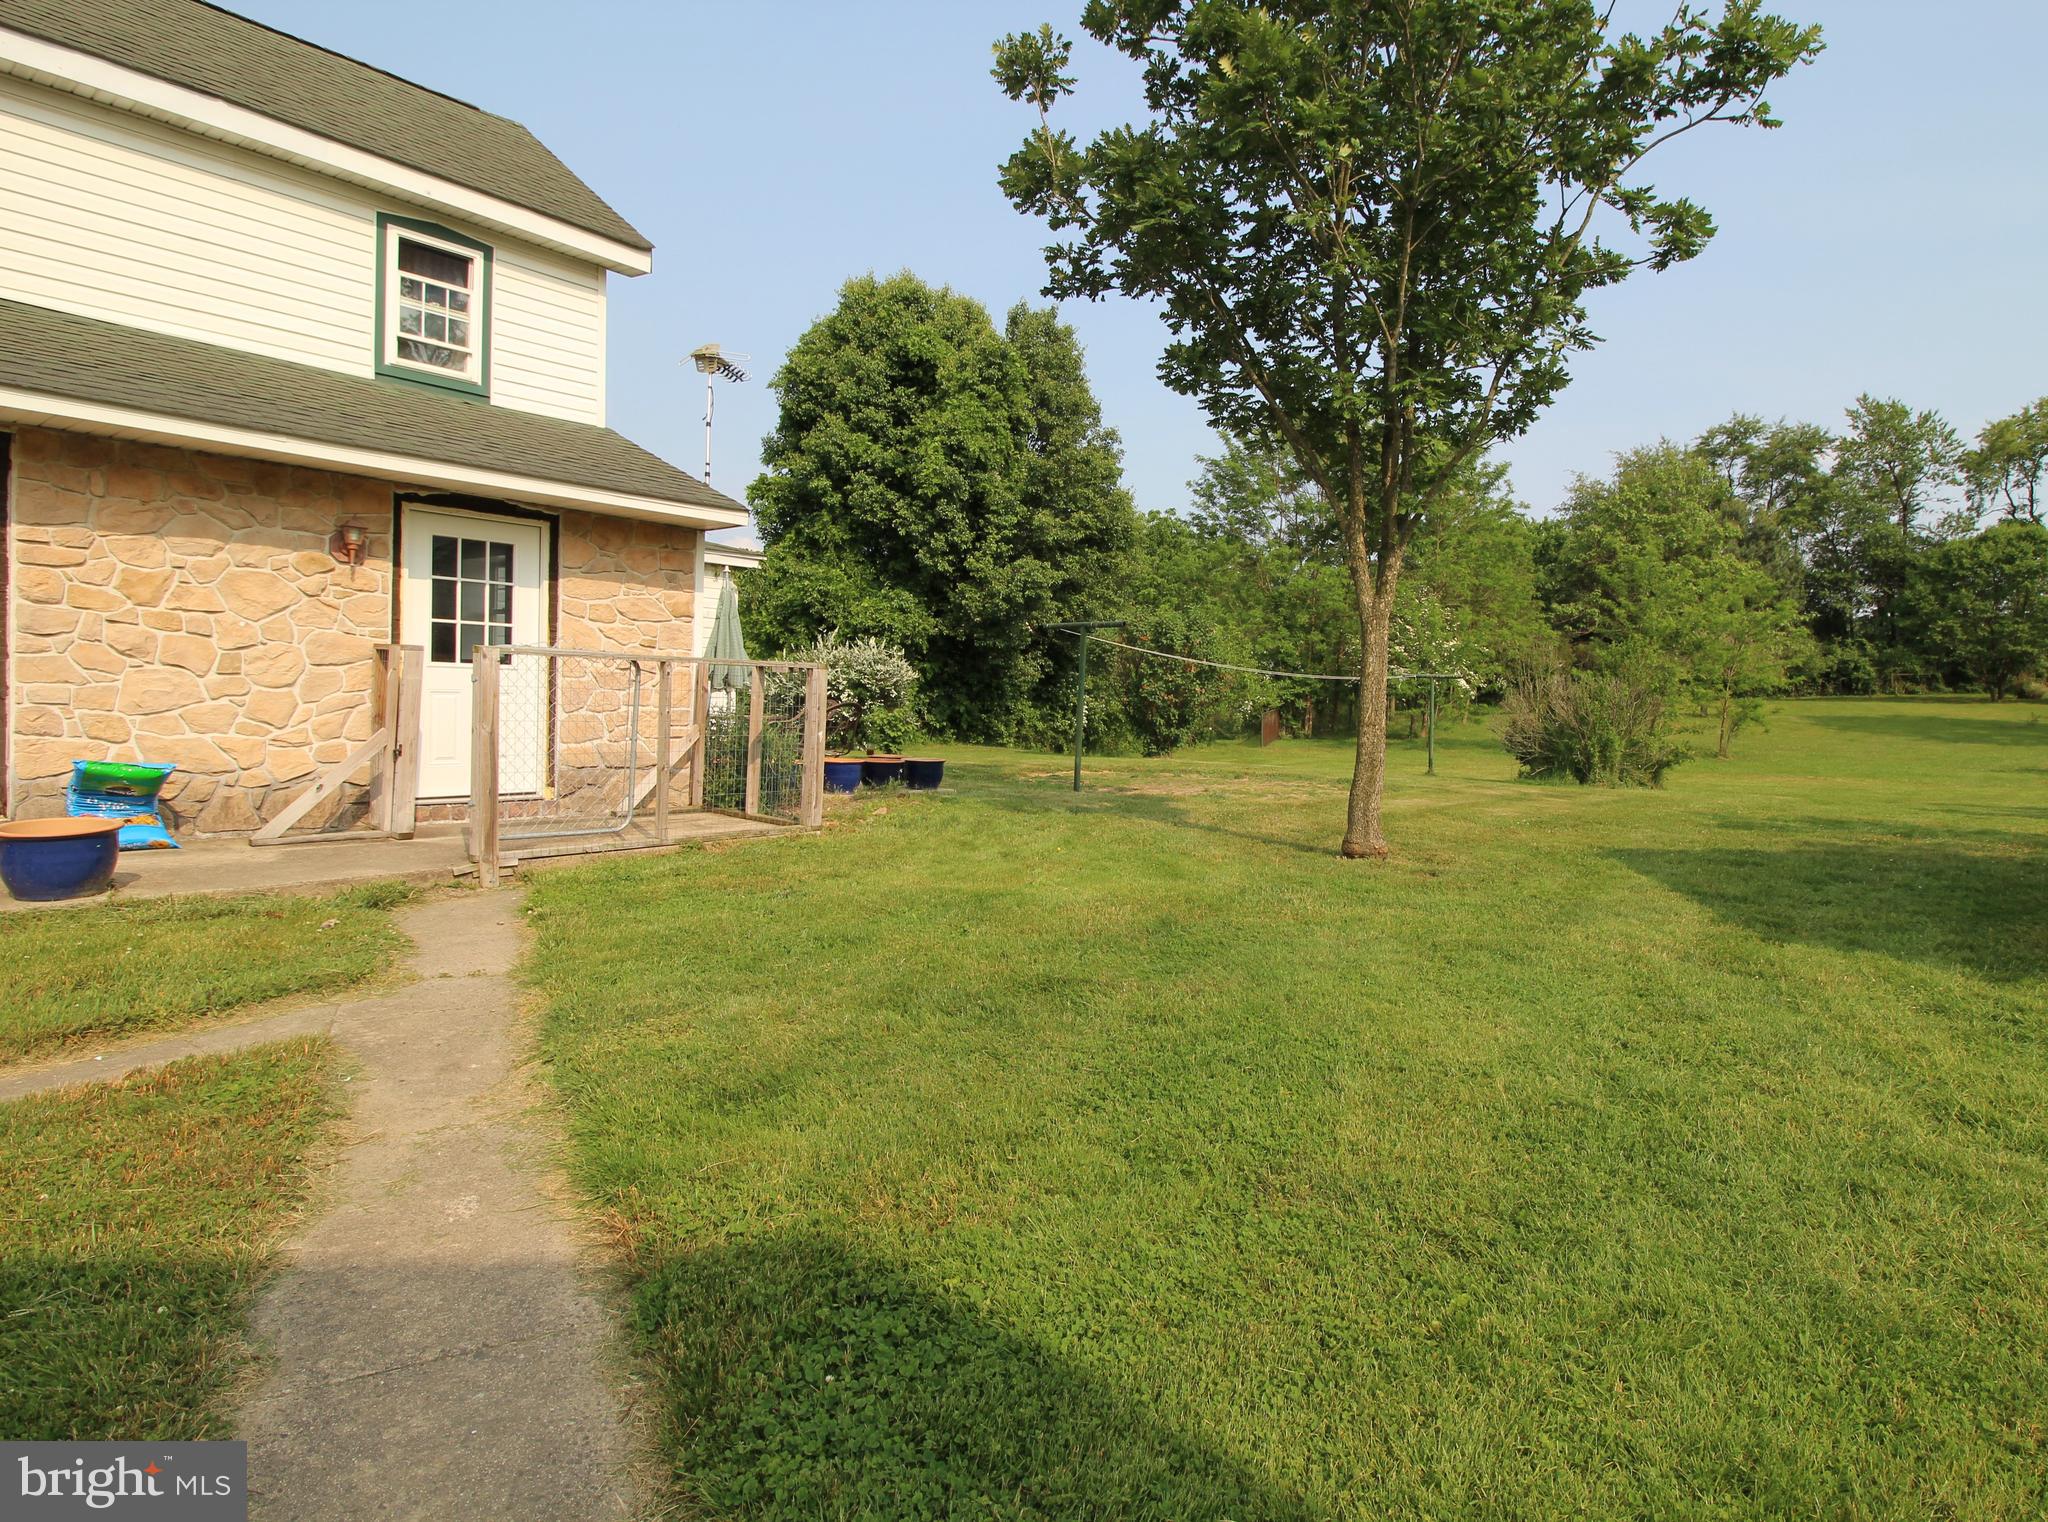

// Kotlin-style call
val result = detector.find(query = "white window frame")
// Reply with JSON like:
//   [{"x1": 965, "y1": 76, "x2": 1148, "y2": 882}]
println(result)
[{"x1": 377, "y1": 216, "x2": 490, "y2": 395}]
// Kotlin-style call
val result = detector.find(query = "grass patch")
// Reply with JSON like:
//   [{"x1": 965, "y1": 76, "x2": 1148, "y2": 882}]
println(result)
[
  {"x1": 0, "y1": 881, "x2": 414, "y2": 1064},
  {"x1": 528, "y1": 698, "x2": 2048, "y2": 1519},
  {"x1": 0, "y1": 1038, "x2": 341, "y2": 1438}
]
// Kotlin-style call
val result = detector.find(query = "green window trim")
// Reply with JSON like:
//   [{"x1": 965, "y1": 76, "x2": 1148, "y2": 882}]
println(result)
[{"x1": 374, "y1": 212, "x2": 493, "y2": 399}]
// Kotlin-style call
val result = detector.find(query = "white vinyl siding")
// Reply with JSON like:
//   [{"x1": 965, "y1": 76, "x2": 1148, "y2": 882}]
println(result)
[
  {"x1": 492, "y1": 245, "x2": 606, "y2": 423},
  {"x1": 0, "y1": 73, "x2": 607, "y2": 425}
]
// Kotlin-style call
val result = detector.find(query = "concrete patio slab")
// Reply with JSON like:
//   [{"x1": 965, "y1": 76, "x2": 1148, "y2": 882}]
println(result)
[
  {"x1": 0, "y1": 831, "x2": 471, "y2": 914},
  {"x1": 0, "y1": 811, "x2": 797, "y2": 913}
]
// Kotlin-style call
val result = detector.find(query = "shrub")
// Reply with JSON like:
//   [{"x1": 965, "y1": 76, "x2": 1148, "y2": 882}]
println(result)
[
  {"x1": 1110, "y1": 611, "x2": 1229, "y2": 757},
  {"x1": 784, "y1": 631, "x2": 919, "y2": 753},
  {"x1": 1502, "y1": 660, "x2": 1687, "y2": 787}
]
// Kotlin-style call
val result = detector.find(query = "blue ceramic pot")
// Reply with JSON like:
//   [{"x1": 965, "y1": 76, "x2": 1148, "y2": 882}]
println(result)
[
  {"x1": 860, "y1": 755, "x2": 906, "y2": 788},
  {"x1": 0, "y1": 817, "x2": 122, "y2": 901},
  {"x1": 823, "y1": 758, "x2": 863, "y2": 794},
  {"x1": 903, "y1": 759, "x2": 945, "y2": 791}
]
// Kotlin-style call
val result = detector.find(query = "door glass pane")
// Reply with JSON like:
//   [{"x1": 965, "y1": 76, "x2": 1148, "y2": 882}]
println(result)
[{"x1": 423, "y1": 523, "x2": 523, "y2": 665}]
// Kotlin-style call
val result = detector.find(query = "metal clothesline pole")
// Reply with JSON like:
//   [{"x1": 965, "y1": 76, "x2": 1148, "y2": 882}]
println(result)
[{"x1": 1049, "y1": 620, "x2": 1126, "y2": 791}]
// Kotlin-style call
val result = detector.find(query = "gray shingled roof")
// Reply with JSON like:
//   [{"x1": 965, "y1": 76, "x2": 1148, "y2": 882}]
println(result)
[
  {"x1": 0, "y1": 0, "x2": 651, "y2": 252},
  {"x1": 0, "y1": 299, "x2": 742, "y2": 516}
]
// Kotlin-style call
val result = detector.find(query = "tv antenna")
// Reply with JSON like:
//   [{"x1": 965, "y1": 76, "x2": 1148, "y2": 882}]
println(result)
[{"x1": 688, "y1": 343, "x2": 749, "y2": 483}]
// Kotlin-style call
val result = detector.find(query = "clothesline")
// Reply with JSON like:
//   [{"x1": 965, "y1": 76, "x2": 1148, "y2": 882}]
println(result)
[{"x1": 1081, "y1": 633, "x2": 1456, "y2": 685}]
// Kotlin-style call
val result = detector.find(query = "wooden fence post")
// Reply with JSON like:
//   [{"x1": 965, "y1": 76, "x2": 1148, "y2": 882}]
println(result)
[
  {"x1": 655, "y1": 658, "x2": 673, "y2": 844},
  {"x1": 800, "y1": 663, "x2": 826, "y2": 828},
  {"x1": 468, "y1": 647, "x2": 500, "y2": 887},
  {"x1": 743, "y1": 663, "x2": 765, "y2": 817},
  {"x1": 389, "y1": 645, "x2": 423, "y2": 838},
  {"x1": 371, "y1": 646, "x2": 397, "y2": 833},
  {"x1": 689, "y1": 660, "x2": 711, "y2": 808}
]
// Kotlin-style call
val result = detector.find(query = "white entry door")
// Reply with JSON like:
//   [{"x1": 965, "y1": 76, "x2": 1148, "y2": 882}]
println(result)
[{"x1": 400, "y1": 506, "x2": 548, "y2": 799}]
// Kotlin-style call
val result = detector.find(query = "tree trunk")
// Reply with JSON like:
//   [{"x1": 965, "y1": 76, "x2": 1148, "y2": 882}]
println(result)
[
  {"x1": 1341, "y1": 573, "x2": 1398, "y2": 859},
  {"x1": 1716, "y1": 686, "x2": 1733, "y2": 759}
]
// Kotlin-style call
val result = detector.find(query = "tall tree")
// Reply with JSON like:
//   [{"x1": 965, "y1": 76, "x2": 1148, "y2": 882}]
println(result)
[
  {"x1": 1136, "y1": 445, "x2": 1357, "y2": 733},
  {"x1": 748, "y1": 273, "x2": 1134, "y2": 739},
  {"x1": 1403, "y1": 460, "x2": 1547, "y2": 689},
  {"x1": 1834, "y1": 394, "x2": 1966, "y2": 539},
  {"x1": 994, "y1": 2, "x2": 1820, "y2": 856},
  {"x1": 1964, "y1": 399, "x2": 2048, "y2": 526},
  {"x1": 1543, "y1": 444, "x2": 1807, "y2": 755},
  {"x1": 1696, "y1": 412, "x2": 1830, "y2": 592},
  {"x1": 1899, "y1": 520, "x2": 2048, "y2": 700}
]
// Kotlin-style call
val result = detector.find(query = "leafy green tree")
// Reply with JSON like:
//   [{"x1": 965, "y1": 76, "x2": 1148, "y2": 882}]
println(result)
[
  {"x1": 1696, "y1": 412, "x2": 1830, "y2": 592},
  {"x1": 1543, "y1": 444, "x2": 1807, "y2": 754},
  {"x1": 1403, "y1": 461, "x2": 1548, "y2": 692},
  {"x1": 1964, "y1": 399, "x2": 2048, "y2": 526},
  {"x1": 1835, "y1": 394, "x2": 1967, "y2": 539},
  {"x1": 1687, "y1": 555, "x2": 1814, "y2": 756},
  {"x1": 749, "y1": 273, "x2": 1134, "y2": 740},
  {"x1": 1108, "y1": 609, "x2": 1230, "y2": 755},
  {"x1": 994, "y1": 2, "x2": 1820, "y2": 856},
  {"x1": 1824, "y1": 396, "x2": 1966, "y2": 680},
  {"x1": 1899, "y1": 520, "x2": 2048, "y2": 699}
]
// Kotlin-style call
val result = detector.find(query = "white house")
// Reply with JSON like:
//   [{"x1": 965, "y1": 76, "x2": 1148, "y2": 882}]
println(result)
[{"x1": 0, "y1": 0, "x2": 746, "y2": 829}]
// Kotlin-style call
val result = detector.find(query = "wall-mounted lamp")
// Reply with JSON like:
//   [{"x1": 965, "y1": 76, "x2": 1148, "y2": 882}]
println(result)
[{"x1": 330, "y1": 522, "x2": 368, "y2": 566}]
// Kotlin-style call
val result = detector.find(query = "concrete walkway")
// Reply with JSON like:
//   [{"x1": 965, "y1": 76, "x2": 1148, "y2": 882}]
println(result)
[
  {"x1": 239, "y1": 892, "x2": 640, "y2": 1521},
  {"x1": 2, "y1": 892, "x2": 645, "y2": 1520}
]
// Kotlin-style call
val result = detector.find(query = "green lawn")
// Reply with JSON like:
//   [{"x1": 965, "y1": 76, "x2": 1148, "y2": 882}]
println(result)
[
  {"x1": 0, "y1": 882, "x2": 413, "y2": 1064},
  {"x1": 0, "y1": 1039, "x2": 340, "y2": 1438},
  {"x1": 527, "y1": 698, "x2": 2048, "y2": 1520}
]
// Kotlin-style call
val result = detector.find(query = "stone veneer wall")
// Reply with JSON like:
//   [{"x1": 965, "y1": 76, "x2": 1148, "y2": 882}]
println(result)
[
  {"x1": 6, "y1": 427, "x2": 394, "y2": 832},
  {"x1": 555, "y1": 508, "x2": 699, "y2": 652},
  {"x1": 545, "y1": 509, "x2": 700, "y2": 811}
]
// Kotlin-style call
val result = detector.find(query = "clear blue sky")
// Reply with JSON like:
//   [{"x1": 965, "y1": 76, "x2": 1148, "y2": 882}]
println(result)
[{"x1": 240, "y1": 0, "x2": 2048, "y2": 530}]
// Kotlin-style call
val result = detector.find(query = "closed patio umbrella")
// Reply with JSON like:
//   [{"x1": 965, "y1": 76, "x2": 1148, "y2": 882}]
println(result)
[{"x1": 705, "y1": 571, "x2": 751, "y2": 691}]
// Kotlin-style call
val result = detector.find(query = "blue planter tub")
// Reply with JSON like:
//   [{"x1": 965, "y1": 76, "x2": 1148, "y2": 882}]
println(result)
[
  {"x1": 860, "y1": 755, "x2": 906, "y2": 788},
  {"x1": 903, "y1": 758, "x2": 945, "y2": 791},
  {"x1": 823, "y1": 758, "x2": 863, "y2": 794},
  {"x1": 0, "y1": 816, "x2": 123, "y2": 901}
]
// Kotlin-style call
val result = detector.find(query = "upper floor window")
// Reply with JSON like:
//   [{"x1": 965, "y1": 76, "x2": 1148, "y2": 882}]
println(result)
[{"x1": 375, "y1": 214, "x2": 491, "y2": 397}]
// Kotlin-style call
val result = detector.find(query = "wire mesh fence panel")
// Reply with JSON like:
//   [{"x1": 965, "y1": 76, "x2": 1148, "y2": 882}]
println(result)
[
  {"x1": 494, "y1": 648, "x2": 665, "y2": 844},
  {"x1": 756, "y1": 669, "x2": 808, "y2": 821},
  {"x1": 467, "y1": 650, "x2": 823, "y2": 875},
  {"x1": 697, "y1": 671, "x2": 811, "y2": 823},
  {"x1": 701, "y1": 688, "x2": 749, "y2": 813}
]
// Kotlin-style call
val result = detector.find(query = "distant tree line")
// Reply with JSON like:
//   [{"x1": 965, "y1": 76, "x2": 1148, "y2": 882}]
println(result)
[
  {"x1": 746, "y1": 272, "x2": 2045, "y2": 755},
  {"x1": 1124, "y1": 394, "x2": 2048, "y2": 757}
]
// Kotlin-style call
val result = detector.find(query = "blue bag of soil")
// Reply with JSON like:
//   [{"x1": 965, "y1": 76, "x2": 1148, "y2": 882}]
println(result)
[{"x1": 67, "y1": 760, "x2": 180, "y2": 850}]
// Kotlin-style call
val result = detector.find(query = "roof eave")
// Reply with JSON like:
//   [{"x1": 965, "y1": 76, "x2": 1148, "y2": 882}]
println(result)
[{"x1": 0, "y1": 384, "x2": 746, "y2": 530}]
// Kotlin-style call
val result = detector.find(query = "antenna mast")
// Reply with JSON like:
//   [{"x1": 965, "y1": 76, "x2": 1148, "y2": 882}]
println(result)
[{"x1": 688, "y1": 343, "x2": 749, "y2": 483}]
